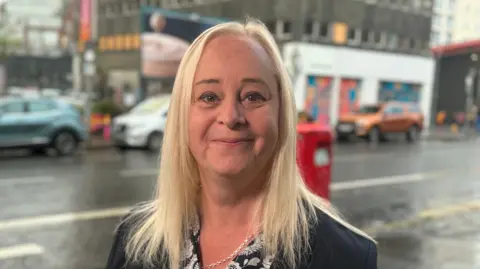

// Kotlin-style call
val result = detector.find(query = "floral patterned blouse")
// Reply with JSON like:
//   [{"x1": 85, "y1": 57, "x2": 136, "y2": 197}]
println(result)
[{"x1": 182, "y1": 216, "x2": 274, "y2": 269}]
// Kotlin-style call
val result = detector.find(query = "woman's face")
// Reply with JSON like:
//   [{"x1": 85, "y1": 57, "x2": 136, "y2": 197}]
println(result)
[{"x1": 189, "y1": 34, "x2": 280, "y2": 178}]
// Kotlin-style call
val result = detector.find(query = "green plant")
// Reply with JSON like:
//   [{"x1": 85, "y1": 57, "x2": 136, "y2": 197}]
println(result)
[{"x1": 91, "y1": 100, "x2": 124, "y2": 117}]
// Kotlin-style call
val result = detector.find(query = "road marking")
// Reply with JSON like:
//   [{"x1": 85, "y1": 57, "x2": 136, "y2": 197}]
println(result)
[
  {"x1": 0, "y1": 244, "x2": 45, "y2": 260},
  {"x1": 0, "y1": 207, "x2": 132, "y2": 232},
  {"x1": 120, "y1": 169, "x2": 158, "y2": 178},
  {"x1": 331, "y1": 171, "x2": 443, "y2": 191},
  {"x1": 0, "y1": 176, "x2": 55, "y2": 186},
  {"x1": 364, "y1": 200, "x2": 480, "y2": 235},
  {"x1": 333, "y1": 153, "x2": 392, "y2": 162},
  {"x1": 0, "y1": 171, "x2": 445, "y2": 232}
]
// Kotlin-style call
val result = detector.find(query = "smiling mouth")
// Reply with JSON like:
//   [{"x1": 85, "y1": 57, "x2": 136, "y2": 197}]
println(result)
[{"x1": 212, "y1": 139, "x2": 254, "y2": 145}]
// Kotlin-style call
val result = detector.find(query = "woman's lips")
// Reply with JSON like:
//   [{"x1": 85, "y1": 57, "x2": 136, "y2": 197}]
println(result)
[{"x1": 211, "y1": 139, "x2": 254, "y2": 146}]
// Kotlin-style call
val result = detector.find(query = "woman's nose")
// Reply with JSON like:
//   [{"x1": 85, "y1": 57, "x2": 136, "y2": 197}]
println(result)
[{"x1": 218, "y1": 99, "x2": 246, "y2": 129}]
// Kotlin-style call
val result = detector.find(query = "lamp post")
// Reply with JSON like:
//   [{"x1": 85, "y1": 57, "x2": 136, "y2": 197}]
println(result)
[{"x1": 464, "y1": 53, "x2": 478, "y2": 136}]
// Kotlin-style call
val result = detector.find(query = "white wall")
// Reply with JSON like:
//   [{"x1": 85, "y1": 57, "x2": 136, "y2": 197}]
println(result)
[{"x1": 283, "y1": 42, "x2": 436, "y2": 128}]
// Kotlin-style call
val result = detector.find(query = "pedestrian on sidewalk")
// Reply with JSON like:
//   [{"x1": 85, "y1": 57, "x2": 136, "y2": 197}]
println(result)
[{"x1": 106, "y1": 20, "x2": 377, "y2": 269}]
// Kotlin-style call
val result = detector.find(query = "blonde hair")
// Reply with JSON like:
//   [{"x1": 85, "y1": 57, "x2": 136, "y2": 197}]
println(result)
[{"x1": 124, "y1": 19, "x2": 374, "y2": 269}]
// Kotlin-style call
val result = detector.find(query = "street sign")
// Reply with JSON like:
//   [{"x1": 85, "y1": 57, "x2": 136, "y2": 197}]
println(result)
[
  {"x1": 84, "y1": 50, "x2": 95, "y2": 62},
  {"x1": 83, "y1": 62, "x2": 96, "y2": 76}
]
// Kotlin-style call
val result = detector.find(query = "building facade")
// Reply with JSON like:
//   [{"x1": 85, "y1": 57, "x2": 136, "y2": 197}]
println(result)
[
  {"x1": 430, "y1": 0, "x2": 454, "y2": 46},
  {"x1": 93, "y1": 0, "x2": 434, "y2": 91},
  {"x1": 430, "y1": 0, "x2": 480, "y2": 47},
  {"x1": 451, "y1": 0, "x2": 480, "y2": 43},
  {"x1": 431, "y1": 41, "x2": 480, "y2": 125},
  {"x1": 6, "y1": 0, "x2": 64, "y2": 55}
]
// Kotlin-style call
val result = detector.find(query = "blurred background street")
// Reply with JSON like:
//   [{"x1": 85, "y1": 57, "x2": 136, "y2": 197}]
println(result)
[
  {"x1": 2, "y1": 0, "x2": 480, "y2": 268},
  {"x1": 1, "y1": 140, "x2": 479, "y2": 269}
]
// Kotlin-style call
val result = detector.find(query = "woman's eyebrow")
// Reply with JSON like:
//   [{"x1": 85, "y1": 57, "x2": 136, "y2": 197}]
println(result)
[
  {"x1": 195, "y1": 79, "x2": 220, "y2": 85},
  {"x1": 241, "y1": 77, "x2": 268, "y2": 87}
]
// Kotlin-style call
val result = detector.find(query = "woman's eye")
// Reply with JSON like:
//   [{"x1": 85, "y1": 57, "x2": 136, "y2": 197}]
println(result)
[
  {"x1": 199, "y1": 93, "x2": 219, "y2": 103},
  {"x1": 244, "y1": 92, "x2": 266, "y2": 103}
]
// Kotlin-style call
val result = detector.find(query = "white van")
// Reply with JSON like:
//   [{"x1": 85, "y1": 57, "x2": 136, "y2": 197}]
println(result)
[{"x1": 112, "y1": 94, "x2": 170, "y2": 151}]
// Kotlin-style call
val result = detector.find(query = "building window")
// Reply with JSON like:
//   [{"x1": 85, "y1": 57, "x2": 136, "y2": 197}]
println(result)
[
  {"x1": 446, "y1": 16, "x2": 453, "y2": 28},
  {"x1": 277, "y1": 21, "x2": 292, "y2": 40},
  {"x1": 445, "y1": 33, "x2": 452, "y2": 44},
  {"x1": 347, "y1": 28, "x2": 361, "y2": 45},
  {"x1": 319, "y1": 23, "x2": 330, "y2": 39},
  {"x1": 305, "y1": 21, "x2": 314, "y2": 36},
  {"x1": 265, "y1": 21, "x2": 276, "y2": 36},
  {"x1": 124, "y1": 0, "x2": 140, "y2": 13},
  {"x1": 386, "y1": 33, "x2": 398, "y2": 50},
  {"x1": 430, "y1": 31, "x2": 439, "y2": 45},
  {"x1": 361, "y1": 29, "x2": 370, "y2": 44},
  {"x1": 432, "y1": 16, "x2": 440, "y2": 27}
]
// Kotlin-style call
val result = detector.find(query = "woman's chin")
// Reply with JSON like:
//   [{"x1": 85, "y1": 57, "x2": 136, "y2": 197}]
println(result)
[{"x1": 209, "y1": 160, "x2": 251, "y2": 178}]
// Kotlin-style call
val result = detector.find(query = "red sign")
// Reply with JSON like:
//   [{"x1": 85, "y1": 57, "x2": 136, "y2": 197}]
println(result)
[{"x1": 79, "y1": 0, "x2": 91, "y2": 42}]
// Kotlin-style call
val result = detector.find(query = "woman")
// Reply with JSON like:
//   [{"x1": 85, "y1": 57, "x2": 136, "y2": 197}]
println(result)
[{"x1": 107, "y1": 20, "x2": 377, "y2": 269}]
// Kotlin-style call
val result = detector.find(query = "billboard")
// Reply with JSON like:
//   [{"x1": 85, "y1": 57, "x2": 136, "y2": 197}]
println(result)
[
  {"x1": 79, "y1": 0, "x2": 91, "y2": 42},
  {"x1": 140, "y1": 8, "x2": 227, "y2": 99}
]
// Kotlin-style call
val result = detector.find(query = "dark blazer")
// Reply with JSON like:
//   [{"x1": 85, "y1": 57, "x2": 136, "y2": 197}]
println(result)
[{"x1": 106, "y1": 209, "x2": 377, "y2": 269}]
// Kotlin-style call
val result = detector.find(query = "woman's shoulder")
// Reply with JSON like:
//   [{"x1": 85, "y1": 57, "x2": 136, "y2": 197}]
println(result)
[
  {"x1": 307, "y1": 208, "x2": 377, "y2": 269},
  {"x1": 106, "y1": 203, "x2": 156, "y2": 269}
]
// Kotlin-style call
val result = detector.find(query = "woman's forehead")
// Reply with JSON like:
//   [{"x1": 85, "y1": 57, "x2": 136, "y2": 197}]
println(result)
[{"x1": 196, "y1": 34, "x2": 276, "y2": 76}]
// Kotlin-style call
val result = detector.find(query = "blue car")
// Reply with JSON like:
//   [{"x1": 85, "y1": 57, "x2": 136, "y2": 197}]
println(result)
[{"x1": 0, "y1": 97, "x2": 88, "y2": 156}]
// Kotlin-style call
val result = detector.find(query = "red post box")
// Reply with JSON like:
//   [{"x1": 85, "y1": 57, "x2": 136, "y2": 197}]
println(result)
[{"x1": 296, "y1": 123, "x2": 333, "y2": 200}]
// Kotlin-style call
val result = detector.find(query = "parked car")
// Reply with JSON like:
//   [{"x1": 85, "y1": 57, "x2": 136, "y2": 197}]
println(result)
[
  {"x1": 111, "y1": 94, "x2": 170, "y2": 151},
  {"x1": 0, "y1": 97, "x2": 88, "y2": 156},
  {"x1": 335, "y1": 101, "x2": 424, "y2": 143}
]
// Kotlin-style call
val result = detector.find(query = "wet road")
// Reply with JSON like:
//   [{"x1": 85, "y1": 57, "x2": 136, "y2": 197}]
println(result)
[{"x1": 0, "y1": 140, "x2": 479, "y2": 269}]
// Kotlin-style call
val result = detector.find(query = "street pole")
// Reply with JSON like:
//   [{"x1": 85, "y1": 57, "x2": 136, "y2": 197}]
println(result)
[
  {"x1": 83, "y1": 0, "x2": 98, "y2": 137},
  {"x1": 464, "y1": 67, "x2": 475, "y2": 136}
]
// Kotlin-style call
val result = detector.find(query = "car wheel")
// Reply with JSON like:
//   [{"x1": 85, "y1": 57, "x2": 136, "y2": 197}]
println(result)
[
  {"x1": 368, "y1": 127, "x2": 380, "y2": 144},
  {"x1": 115, "y1": 145, "x2": 128, "y2": 152},
  {"x1": 406, "y1": 125, "x2": 420, "y2": 142},
  {"x1": 53, "y1": 131, "x2": 78, "y2": 156},
  {"x1": 146, "y1": 132, "x2": 163, "y2": 152},
  {"x1": 31, "y1": 148, "x2": 48, "y2": 156},
  {"x1": 336, "y1": 135, "x2": 350, "y2": 143}
]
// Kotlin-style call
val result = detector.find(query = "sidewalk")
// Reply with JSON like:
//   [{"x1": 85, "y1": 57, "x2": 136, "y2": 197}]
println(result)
[
  {"x1": 84, "y1": 135, "x2": 112, "y2": 150},
  {"x1": 372, "y1": 200, "x2": 480, "y2": 269},
  {"x1": 422, "y1": 127, "x2": 472, "y2": 141}
]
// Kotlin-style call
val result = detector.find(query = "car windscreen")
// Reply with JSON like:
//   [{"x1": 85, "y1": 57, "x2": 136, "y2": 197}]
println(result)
[
  {"x1": 355, "y1": 105, "x2": 381, "y2": 114},
  {"x1": 131, "y1": 97, "x2": 170, "y2": 114}
]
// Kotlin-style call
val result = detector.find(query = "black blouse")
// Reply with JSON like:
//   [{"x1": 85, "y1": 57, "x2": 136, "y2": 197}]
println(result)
[{"x1": 106, "y1": 208, "x2": 378, "y2": 269}]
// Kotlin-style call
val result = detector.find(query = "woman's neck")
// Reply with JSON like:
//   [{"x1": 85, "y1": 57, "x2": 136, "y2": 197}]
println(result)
[{"x1": 198, "y1": 172, "x2": 266, "y2": 230}]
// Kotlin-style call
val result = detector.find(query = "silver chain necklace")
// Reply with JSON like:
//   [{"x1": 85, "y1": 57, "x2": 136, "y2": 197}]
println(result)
[
  {"x1": 200, "y1": 198, "x2": 265, "y2": 269},
  {"x1": 201, "y1": 233, "x2": 256, "y2": 269}
]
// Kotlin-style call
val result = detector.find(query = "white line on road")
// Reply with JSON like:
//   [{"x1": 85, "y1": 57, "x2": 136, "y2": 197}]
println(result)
[
  {"x1": 0, "y1": 176, "x2": 55, "y2": 186},
  {"x1": 0, "y1": 171, "x2": 444, "y2": 232},
  {"x1": 333, "y1": 154, "x2": 391, "y2": 162},
  {"x1": 0, "y1": 207, "x2": 132, "y2": 232},
  {"x1": 0, "y1": 244, "x2": 45, "y2": 260},
  {"x1": 331, "y1": 171, "x2": 443, "y2": 191},
  {"x1": 120, "y1": 169, "x2": 158, "y2": 178}
]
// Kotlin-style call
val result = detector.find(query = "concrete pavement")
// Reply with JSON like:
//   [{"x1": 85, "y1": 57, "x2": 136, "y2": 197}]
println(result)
[{"x1": 0, "y1": 140, "x2": 479, "y2": 268}]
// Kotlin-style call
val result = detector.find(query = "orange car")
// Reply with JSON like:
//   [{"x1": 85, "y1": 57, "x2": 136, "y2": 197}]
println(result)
[{"x1": 335, "y1": 102, "x2": 424, "y2": 143}]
